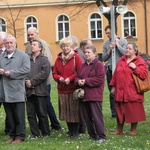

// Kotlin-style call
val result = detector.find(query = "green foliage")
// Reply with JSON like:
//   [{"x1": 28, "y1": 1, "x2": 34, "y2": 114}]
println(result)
[{"x1": 0, "y1": 81, "x2": 150, "y2": 150}]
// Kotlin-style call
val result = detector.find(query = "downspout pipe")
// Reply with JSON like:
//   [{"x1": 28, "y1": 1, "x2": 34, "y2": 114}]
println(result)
[{"x1": 144, "y1": 0, "x2": 148, "y2": 55}]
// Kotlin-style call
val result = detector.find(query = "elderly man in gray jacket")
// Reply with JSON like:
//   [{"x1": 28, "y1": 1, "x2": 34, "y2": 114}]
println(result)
[{"x1": 0, "y1": 35, "x2": 30, "y2": 144}]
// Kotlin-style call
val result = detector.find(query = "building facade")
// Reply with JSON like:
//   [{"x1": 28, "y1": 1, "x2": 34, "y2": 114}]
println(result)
[{"x1": 0, "y1": 0, "x2": 149, "y2": 65}]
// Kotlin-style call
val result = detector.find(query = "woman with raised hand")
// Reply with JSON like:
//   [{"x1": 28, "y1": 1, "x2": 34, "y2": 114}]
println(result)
[{"x1": 110, "y1": 42, "x2": 148, "y2": 136}]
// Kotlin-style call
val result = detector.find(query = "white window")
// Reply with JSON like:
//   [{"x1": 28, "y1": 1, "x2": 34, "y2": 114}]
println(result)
[
  {"x1": 123, "y1": 11, "x2": 136, "y2": 38},
  {"x1": 57, "y1": 15, "x2": 69, "y2": 41},
  {"x1": 0, "y1": 18, "x2": 6, "y2": 32},
  {"x1": 90, "y1": 13, "x2": 102, "y2": 39},
  {"x1": 25, "y1": 16, "x2": 38, "y2": 42},
  {"x1": 26, "y1": 16, "x2": 37, "y2": 30}
]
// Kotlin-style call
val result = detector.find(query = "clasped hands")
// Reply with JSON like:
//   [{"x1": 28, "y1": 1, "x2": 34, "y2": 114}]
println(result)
[
  {"x1": 78, "y1": 79, "x2": 85, "y2": 87},
  {"x1": 25, "y1": 80, "x2": 32, "y2": 88},
  {"x1": 59, "y1": 77, "x2": 70, "y2": 85},
  {"x1": 0, "y1": 69, "x2": 10, "y2": 77}
]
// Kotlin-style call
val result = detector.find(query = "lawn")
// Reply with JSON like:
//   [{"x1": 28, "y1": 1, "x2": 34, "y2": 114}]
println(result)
[{"x1": 0, "y1": 81, "x2": 150, "y2": 150}]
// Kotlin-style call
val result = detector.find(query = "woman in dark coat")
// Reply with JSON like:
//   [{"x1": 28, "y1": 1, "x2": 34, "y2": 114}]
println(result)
[
  {"x1": 110, "y1": 42, "x2": 148, "y2": 136},
  {"x1": 75, "y1": 45, "x2": 106, "y2": 142}
]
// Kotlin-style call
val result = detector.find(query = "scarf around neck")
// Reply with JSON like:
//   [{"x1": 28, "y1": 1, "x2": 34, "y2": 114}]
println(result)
[{"x1": 62, "y1": 49, "x2": 75, "y2": 65}]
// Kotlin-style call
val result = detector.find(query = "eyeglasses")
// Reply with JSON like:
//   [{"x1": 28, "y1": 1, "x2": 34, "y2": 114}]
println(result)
[{"x1": 105, "y1": 32, "x2": 111, "y2": 35}]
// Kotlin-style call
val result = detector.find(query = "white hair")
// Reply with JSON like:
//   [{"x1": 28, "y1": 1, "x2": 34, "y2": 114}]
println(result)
[
  {"x1": 4, "y1": 34, "x2": 17, "y2": 43},
  {"x1": 0, "y1": 31, "x2": 7, "y2": 40},
  {"x1": 28, "y1": 27, "x2": 38, "y2": 34}
]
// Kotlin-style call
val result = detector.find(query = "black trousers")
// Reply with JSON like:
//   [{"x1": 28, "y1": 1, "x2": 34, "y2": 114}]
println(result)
[
  {"x1": 106, "y1": 66, "x2": 116, "y2": 117},
  {"x1": 3, "y1": 102, "x2": 26, "y2": 140},
  {"x1": 26, "y1": 95, "x2": 50, "y2": 136}
]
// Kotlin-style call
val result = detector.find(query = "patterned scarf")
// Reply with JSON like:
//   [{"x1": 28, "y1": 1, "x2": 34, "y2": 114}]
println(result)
[{"x1": 62, "y1": 49, "x2": 75, "y2": 65}]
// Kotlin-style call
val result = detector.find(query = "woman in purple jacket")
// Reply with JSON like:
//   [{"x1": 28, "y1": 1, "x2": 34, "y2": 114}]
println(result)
[{"x1": 75, "y1": 45, "x2": 106, "y2": 142}]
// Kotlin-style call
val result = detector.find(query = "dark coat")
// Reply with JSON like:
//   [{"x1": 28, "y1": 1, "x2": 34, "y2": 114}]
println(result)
[
  {"x1": 75, "y1": 58, "x2": 106, "y2": 102},
  {"x1": 26, "y1": 53, "x2": 50, "y2": 97}
]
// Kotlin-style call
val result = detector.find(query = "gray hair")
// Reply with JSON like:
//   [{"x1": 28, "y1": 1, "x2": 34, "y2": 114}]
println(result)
[
  {"x1": 28, "y1": 27, "x2": 38, "y2": 34},
  {"x1": 127, "y1": 42, "x2": 139, "y2": 55},
  {"x1": 4, "y1": 34, "x2": 17, "y2": 44},
  {"x1": 68, "y1": 35, "x2": 78, "y2": 46},
  {"x1": 85, "y1": 45, "x2": 97, "y2": 53}
]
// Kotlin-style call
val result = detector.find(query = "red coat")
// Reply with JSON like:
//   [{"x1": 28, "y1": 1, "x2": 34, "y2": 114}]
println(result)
[
  {"x1": 53, "y1": 51, "x2": 82, "y2": 94},
  {"x1": 110, "y1": 55, "x2": 148, "y2": 103}
]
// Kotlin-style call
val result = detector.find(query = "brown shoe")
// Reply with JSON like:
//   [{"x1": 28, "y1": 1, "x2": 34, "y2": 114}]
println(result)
[
  {"x1": 110, "y1": 130, "x2": 123, "y2": 135},
  {"x1": 6, "y1": 138, "x2": 14, "y2": 144},
  {"x1": 12, "y1": 139, "x2": 24, "y2": 144}
]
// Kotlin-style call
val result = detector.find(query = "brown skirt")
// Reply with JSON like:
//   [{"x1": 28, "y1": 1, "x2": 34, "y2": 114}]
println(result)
[
  {"x1": 116, "y1": 102, "x2": 146, "y2": 123},
  {"x1": 58, "y1": 93, "x2": 80, "y2": 122}
]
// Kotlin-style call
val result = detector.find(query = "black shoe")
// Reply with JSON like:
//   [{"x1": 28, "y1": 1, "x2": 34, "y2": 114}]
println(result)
[
  {"x1": 42, "y1": 135, "x2": 50, "y2": 138},
  {"x1": 112, "y1": 115, "x2": 116, "y2": 118},
  {"x1": 78, "y1": 130, "x2": 86, "y2": 134},
  {"x1": 88, "y1": 137, "x2": 97, "y2": 141},
  {"x1": 51, "y1": 127, "x2": 61, "y2": 131}
]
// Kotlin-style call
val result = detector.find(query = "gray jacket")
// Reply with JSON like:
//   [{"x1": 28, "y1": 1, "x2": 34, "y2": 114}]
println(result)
[
  {"x1": 0, "y1": 50, "x2": 30, "y2": 103},
  {"x1": 102, "y1": 37, "x2": 127, "y2": 70}
]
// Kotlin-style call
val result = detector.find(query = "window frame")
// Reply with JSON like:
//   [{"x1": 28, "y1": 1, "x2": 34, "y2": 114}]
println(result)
[
  {"x1": 123, "y1": 11, "x2": 137, "y2": 38},
  {"x1": 56, "y1": 14, "x2": 70, "y2": 41},
  {"x1": 89, "y1": 13, "x2": 103, "y2": 40},
  {"x1": 0, "y1": 18, "x2": 6, "y2": 32},
  {"x1": 24, "y1": 15, "x2": 38, "y2": 43}
]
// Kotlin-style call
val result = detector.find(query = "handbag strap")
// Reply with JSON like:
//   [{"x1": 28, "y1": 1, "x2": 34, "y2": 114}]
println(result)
[
  {"x1": 73, "y1": 56, "x2": 76, "y2": 73},
  {"x1": 88, "y1": 61, "x2": 99, "y2": 77}
]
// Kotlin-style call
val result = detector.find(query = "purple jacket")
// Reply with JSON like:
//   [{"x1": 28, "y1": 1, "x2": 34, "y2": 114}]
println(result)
[{"x1": 75, "y1": 58, "x2": 106, "y2": 102}]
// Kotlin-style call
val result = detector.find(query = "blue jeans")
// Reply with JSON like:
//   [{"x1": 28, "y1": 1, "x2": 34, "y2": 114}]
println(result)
[
  {"x1": 47, "y1": 84, "x2": 61, "y2": 130},
  {"x1": 106, "y1": 66, "x2": 116, "y2": 117}
]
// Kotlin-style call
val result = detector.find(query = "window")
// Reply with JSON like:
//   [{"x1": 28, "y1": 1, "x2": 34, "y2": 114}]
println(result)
[
  {"x1": 0, "y1": 18, "x2": 6, "y2": 32},
  {"x1": 123, "y1": 12, "x2": 136, "y2": 38},
  {"x1": 25, "y1": 16, "x2": 38, "y2": 42},
  {"x1": 90, "y1": 13, "x2": 102, "y2": 39},
  {"x1": 57, "y1": 15, "x2": 69, "y2": 41},
  {"x1": 26, "y1": 16, "x2": 37, "y2": 31}
]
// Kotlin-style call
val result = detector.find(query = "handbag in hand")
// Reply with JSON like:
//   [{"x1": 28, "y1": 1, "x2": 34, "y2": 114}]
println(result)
[
  {"x1": 73, "y1": 60, "x2": 99, "y2": 100},
  {"x1": 73, "y1": 88, "x2": 84, "y2": 100}
]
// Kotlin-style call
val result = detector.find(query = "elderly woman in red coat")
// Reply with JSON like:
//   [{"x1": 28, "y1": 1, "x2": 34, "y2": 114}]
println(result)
[
  {"x1": 110, "y1": 42, "x2": 148, "y2": 136},
  {"x1": 53, "y1": 37, "x2": 82, "y2": 138}
]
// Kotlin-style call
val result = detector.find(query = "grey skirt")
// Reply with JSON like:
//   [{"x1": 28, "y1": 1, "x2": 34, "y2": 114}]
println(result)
[{"x1": 58, "y1": 93, "x2": 80, "y2": 122}]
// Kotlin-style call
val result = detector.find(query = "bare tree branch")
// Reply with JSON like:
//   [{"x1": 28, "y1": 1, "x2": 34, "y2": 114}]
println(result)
[{"x1": 1, "y1": 0, "x2": 27, "y2": 38}]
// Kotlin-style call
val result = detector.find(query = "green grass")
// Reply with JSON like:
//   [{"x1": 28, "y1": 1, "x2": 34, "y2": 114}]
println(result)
[{"x1": 0, "y1": 81, "x2": 150, "y2": 150}]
